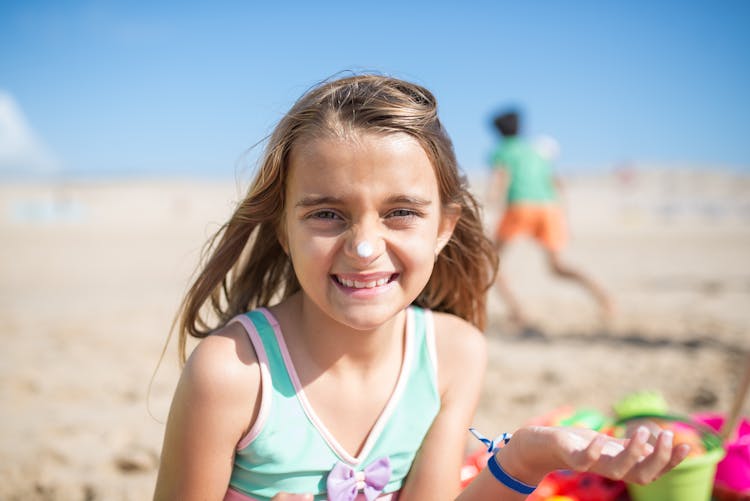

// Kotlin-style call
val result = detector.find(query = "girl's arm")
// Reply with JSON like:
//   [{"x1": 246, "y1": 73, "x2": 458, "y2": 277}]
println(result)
[
  {"x1": 459, "y1": 425, "x2": 690, "y2": 500},
  {"x1": 397, "y1": 313, "x2": 691, "y2": 501},
  {"x1": 153, "y1": 322, "x2": 262, "y2": 501},
  {"x1": 398, "y1": 312, "x2": 488, "y2": 500}
]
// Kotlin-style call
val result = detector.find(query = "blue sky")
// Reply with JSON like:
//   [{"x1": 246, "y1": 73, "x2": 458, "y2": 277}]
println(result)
[{"x1": 1, "y1": 1, "x2": 749, "y2": 178}]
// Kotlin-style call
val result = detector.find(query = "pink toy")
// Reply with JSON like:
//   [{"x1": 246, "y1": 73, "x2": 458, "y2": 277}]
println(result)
[{"x1": 694, "y1": 412, "x2": 750, "y2": 496}]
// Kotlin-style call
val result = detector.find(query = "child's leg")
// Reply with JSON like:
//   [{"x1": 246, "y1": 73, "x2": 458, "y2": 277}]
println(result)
[
  {"x1": 493, "y1": 240, "x2": 527, "y2": 325},
  {"x1": 538, "y1": 206, "x2": 614, "y2": 319},
  {"x1": 546, "y1": 250, "x2": 614, "y2": 318}
]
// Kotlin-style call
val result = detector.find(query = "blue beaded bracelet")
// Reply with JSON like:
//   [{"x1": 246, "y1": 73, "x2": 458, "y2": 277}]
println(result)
[{"x1": 487, "y1": 453, "x2": 537, "y2": 495}]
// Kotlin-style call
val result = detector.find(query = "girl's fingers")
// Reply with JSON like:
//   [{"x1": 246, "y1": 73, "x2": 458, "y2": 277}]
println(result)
[
  {"x1": 625, "y1": 429, "x2": 680, "y2": 485},
  {"x1": 595, "y1": 426, "x2": 652, "y2": 480},
  {"x1": 656, "y1": 442, "x2": 691, "y2": 478},
  {"x1": 566, "y1": 432, "x2": 607, "y2": 470}
]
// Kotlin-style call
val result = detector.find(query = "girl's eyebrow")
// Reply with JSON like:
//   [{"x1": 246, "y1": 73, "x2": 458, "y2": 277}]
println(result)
[
  {"x1": 295, "y1": 194, "x2": 433, "y2": 208},
  {"x1": 295, "y1": 195, "x2": 341, "y2": 208},
  {"x1": 385, "y1": 195, "x2": 432, "y2": 207}
]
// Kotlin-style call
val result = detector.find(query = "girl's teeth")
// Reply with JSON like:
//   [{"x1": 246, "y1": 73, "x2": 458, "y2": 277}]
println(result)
[{"x1": 338, "y1": 276, "x2": 389, "y2": 288}]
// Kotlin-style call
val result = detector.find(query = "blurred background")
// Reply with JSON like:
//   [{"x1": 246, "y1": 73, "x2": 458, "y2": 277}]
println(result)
[
  {"x1": 1, "y1": 1, "x2": 749, "y2": 499},
  {"x1": 2, "y1": 0, "x2": 749, "y2": 178}
]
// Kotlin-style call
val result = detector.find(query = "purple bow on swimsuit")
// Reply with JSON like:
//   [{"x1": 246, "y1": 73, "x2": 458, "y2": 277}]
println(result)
[{"x1": 326, "y1": 456, "x2": 391, "y2": 501}]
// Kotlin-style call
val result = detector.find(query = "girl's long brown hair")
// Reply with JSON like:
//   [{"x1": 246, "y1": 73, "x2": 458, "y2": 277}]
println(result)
[{"x1": 176, "y1": 74, "x2": 498, "y2": 364}]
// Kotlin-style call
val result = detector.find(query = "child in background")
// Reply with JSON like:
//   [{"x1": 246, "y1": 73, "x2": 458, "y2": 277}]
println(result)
[
  {"x1": 154, "y1": 75, "x2": 688, "y2": 501},
  {"x1": 487, "y1": 110, "x2": 613, "y2": 326}
]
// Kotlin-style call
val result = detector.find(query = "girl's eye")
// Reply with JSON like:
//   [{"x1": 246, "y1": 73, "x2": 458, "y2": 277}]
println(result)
[
  {"x1": 388, "y1": 209, "x2": 418, "y2": 218},
  {"x1": 311, "y1": 210, "x2": 340, "y2": 220}
]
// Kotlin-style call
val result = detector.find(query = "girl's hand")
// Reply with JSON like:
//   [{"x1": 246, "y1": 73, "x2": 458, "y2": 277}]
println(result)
[
  {"x1": 503, "y1": 425, "x2": 691, "y2": 486},
  {"x1": 270, "y1": 493, "x2": 313, "y2": 501}
]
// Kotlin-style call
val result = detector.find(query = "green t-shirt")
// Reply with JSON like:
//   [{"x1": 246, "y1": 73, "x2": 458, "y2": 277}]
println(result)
[{"x1": 490, "y1": 137, "x2": 557, "y2": 203}]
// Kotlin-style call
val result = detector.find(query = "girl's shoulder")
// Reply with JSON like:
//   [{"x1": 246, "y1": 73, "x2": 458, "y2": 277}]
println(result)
[
  {"x1": 159, "y1": 321, "x2": 263, "y2": 484},
  {"x1": 430, "y1": 310, "x2": 486, "y2": 354},
  {"x1": 190, "y1": 320, "x2": 260, "y2": 369},
  {"x1": 429, "y1": 310, "x2": 487, "y2": 394},
  {"x1": 179, "y1": 320, "x2": 261, "y2": 413}
]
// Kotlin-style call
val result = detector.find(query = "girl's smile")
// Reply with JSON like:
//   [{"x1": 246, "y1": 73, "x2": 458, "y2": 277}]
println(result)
[
  {"x1": 331, "y1": 271, "x2": 400, "y2": 300},
  {"x1": 332, "y1": 271, "x2": 398, "y2": 290}
]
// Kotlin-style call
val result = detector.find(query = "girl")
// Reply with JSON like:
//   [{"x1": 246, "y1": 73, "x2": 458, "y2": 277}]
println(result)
[{"x1": 154, "y1": 75, "x2": 689, "y2": 501}]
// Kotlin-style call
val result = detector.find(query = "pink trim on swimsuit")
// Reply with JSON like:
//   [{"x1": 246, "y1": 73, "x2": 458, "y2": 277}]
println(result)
[
  {"x1": 224, "y1": 486, "x2": 399, "y2": 501},
  {"x1": 258, "y1": 307, "x2": 414, "y2": 466},
  {"x1": 224, "y1": 486, "x2": 261, "y2": 501},
  {"x1": 229, "y1": 314, "x2": 273, "y2": 450}
]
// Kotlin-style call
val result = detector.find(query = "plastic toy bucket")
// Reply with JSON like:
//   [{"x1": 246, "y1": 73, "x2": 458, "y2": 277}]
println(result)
[
  {"x1": 627, "y1": 446, "x2": 725, "y2": 501},
  {"x1": 616, "y1": 414, "x2": 725, "y2": 501}
]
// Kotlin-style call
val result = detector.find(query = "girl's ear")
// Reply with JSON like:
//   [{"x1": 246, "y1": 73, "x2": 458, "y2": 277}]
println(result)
[{"x1": 435, "y1": 204, "x2": 461, "y2": 255}]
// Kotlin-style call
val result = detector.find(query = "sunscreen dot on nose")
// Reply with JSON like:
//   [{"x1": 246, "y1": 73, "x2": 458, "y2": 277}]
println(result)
[{"x1": 356, "y1": 241, "x2": 373, "y2": 258}]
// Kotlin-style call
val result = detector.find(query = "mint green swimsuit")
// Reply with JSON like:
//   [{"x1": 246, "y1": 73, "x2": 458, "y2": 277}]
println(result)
[{"x1": 223, "y1": 306, "x2": 440, "y2": 501}]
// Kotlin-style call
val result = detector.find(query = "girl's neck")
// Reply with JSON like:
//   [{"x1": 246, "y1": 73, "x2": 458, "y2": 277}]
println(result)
[{"x1": 271, "y1": 292, "x2": 406, "y2": 377}]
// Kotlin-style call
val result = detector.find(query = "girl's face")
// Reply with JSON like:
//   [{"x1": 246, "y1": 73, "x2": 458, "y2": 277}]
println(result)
[{"x1": 281, "y1": 132, "x2": 458, "y2": 331}]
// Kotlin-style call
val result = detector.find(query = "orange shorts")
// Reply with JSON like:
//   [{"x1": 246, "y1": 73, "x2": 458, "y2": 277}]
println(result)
[{"x1": 496, "y1": 205, "x2": 567, "y2": 251}]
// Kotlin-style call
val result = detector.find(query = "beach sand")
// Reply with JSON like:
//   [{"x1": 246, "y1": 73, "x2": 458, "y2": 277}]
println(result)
[{"x1": 1, "y1": 169, "x2": 749, "y2": 499}]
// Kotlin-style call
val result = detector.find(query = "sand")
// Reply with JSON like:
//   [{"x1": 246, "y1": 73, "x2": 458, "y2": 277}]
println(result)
[{"x1": 1, "y1": 168, "x2": 749, "y2": 500}]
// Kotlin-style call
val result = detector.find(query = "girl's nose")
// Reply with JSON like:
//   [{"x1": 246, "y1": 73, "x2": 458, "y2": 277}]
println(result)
[
  {"x1": 348, "y1": 222, "x2": 381, "y2": 260},
  {"x1": 356, "y1": 241, "x2": 374, "y2": 258}
]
